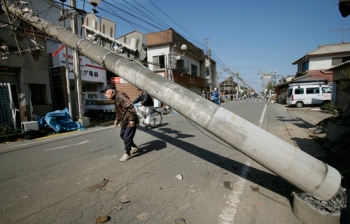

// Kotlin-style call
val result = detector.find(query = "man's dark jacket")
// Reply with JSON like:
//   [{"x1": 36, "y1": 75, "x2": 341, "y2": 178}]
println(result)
[{"x1": 114, "y1": 91, "x2": 139, "y2": 128}]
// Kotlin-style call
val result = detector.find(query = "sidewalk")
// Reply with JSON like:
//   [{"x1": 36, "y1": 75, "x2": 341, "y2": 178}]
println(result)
[
  {"x1": 277, "y1": 103, "x2": 332, "y2": 158},
  {"x1": 275, "y1": 103, "x2": 350, "y2": 223}
]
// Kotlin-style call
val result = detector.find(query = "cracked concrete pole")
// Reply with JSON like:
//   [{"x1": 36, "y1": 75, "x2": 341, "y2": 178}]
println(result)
[{"x1": 6, "y1": 3, "x2": 341, "y2": 201}]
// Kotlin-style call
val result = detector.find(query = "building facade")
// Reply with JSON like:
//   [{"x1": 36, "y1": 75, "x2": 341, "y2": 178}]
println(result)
[
  {"x1": 292, "y1": 42, "x2": 350, "y2": 74},
  {"x1": 0, "y1": 0, "x2": 59, "y2": 129},
  {"x1": 274, "y1": 43, "x2": 350, "y2": 104},
  {"x1": 145, "y1": 28, "x2": 215, "y2": 95}
]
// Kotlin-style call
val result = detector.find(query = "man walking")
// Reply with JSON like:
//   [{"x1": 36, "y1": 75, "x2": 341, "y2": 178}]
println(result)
[{"x1": 101, "y1": 84, "x2": 139, "y2": 162}]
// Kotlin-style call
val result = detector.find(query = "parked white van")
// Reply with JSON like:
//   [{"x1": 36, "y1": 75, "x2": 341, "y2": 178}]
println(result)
[{"x1": 286, "y1": 84, "x2": 332, "y2": 108}]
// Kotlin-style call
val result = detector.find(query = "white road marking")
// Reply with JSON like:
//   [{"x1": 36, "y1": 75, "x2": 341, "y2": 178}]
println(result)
[
  {"x1": 44, "y1": 140, "x2": 90, "y2": 151},
  {"x1": 218, "y1": 160, "x2": 251, "y2": 224},
  {"x1": 259, "y1": 104, "x2": 267, "y2": 128}
]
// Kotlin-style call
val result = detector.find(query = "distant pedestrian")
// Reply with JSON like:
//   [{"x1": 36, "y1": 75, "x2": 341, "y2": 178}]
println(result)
[
  {"x1": 201, "y1": 91, "x2": 206, "y2": 98},
  {"x1": 213, "y1": 88, "x2": 220, "y2": 106},
  {"x1": 101, "y1": 84, "x2": 139, "y2": 162},
  {"x1": 210, "y1": 91, "x2": 214, "y2": 102}
]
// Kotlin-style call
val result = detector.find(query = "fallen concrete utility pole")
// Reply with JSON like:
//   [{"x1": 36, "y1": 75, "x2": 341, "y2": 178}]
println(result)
[{"x1": 5, "y1": 3, "x2": 342, "y2": 201}]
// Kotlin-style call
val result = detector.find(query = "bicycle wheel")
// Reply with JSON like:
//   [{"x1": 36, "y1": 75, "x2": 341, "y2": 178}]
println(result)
[{"x1": 149, "y1": 110, "x2": 162, "y2": 128}]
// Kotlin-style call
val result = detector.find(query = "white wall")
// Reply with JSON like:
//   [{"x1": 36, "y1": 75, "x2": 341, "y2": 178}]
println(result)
[
  {"x1": 148, "y1": 45, "x2": 201, "y2": 77},
  {"x1": 309, "y1": 54, "x2": 350, "y2": 70},
  {"x1": 309, "y1": 56, "x2": 333, "y2": 70},
  {"x1": 147, "y1": 45, "x2": 170, "y2": 70}
]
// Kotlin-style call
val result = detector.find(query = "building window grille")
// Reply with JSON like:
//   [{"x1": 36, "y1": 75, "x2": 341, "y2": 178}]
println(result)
[{"x1": 191, "y1": 64, "x2": 198, "y2": 76}]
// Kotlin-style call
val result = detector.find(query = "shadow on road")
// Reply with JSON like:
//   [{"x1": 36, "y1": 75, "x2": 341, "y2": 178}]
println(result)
[
  {"x1": 137, "y1": 125, "x2": 296, "y2": 204},
  {"x1": 133, "y1": 139, "x2": 167, "y2": 157}
]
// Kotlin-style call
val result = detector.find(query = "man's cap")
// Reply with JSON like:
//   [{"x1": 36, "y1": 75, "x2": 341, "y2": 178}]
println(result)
[
  {"x1": 214, "y1": 87, "x2": 217, "y2": 90},
  {"x1": 100, "y1": 84, "x2": 115, "y2": 93}
]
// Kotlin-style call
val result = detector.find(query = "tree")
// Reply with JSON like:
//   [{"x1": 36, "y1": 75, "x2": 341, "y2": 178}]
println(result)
[
  {"x1": 339, "y1": 0, "x2": 350, "y2": 18},
  {"x1": 265, "y1": 80, "x2": 274, "y2": 95}
]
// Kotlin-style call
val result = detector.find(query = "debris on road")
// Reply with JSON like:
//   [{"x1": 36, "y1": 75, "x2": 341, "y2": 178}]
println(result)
[
  {"x1": 136, "y1": 212, "x2": 150, "y2": 221},
  {"x1": 223, "y1": 181, "x2": 234, "y2": 190},
  {"x1": 175, "y1": 218, "x2": 187, "y2": 223},
  {"x1": 71, "y1": 178, "x2": 109, "y2": 200},
  {"x1": 176, "y1": 174, "x2": 183, "y2": 180},
  {"x1": 94, "y1": 206, "x2": 116, "y2": 224},
  {"x1": 250, "y1": 184, "x2": 290, "y2": 207},
  {"x1": 119, "y1": 198, "x2": 130, "y2": 204},
  {"x1": 87, "y1": 178, "x2": 109, "y2": 192}
]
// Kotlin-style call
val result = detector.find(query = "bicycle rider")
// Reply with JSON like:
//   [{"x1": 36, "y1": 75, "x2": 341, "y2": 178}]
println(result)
[{"x1": 133, "y1": 88, "x2": 154, "y2": 127}]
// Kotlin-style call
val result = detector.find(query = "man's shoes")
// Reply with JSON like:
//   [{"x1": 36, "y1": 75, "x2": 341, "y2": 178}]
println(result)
[
  {"x1": 130, "y1": 146, "x2": 139, "y2": 154},
  {"x1": 119, "y1": 154, "x2": 131, "y2": 162},
  {"x1": 145, "y1": 124, "x2": 152, "y2": 129}
]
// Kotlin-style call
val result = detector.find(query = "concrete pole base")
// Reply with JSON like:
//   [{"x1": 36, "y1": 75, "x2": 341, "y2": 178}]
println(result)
[{"x1": 292, "y1": 193, "x2": 341, "y2": 224}]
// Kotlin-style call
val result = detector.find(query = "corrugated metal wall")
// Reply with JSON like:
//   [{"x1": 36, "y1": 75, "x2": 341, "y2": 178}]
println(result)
[{"x1": 116, "y1": 83, "x2": 140, "y2": 101}]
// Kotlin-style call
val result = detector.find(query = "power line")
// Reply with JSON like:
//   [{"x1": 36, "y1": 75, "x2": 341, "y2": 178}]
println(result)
[{"x1": 147, "y1": 0, "x2": 205, "y2": 49}]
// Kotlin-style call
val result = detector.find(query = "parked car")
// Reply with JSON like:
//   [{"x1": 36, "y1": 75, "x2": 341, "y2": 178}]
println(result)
[
  {"x1": 286, "y1": 84, "x2": 331, "y2": 108},
  {"x1": 83, "y1": 92, "x2": 116, "y2": 118}
]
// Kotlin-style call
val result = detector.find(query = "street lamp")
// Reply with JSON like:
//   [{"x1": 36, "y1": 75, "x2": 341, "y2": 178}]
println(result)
[
  {"x1": 169, "y1": 43, "x2": 187, "y2": 81},
  {"x1": 88, "y1": 0, "x2": 100, "y2": 13},
  {"x1": 88, "y1": 0, "x2": 100, "y2": 7},
  {"x1": 180, "y1": 44, "x2": 187, "y2": 56}
]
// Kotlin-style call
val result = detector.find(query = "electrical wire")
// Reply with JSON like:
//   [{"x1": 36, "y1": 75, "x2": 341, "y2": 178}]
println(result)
[
  {"x1": 101, "y1": 0, "x2": 164, "y2": 31},
  {"x1": 147, "y1": 0, "x2": 205, "y2": 49},
  {"x1": 130, "y1": 0, "x2": 169, "y2": 29}
]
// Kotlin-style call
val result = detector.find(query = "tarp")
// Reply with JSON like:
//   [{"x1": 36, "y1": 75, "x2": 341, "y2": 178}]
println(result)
[{"x1": 38, "y1": 108, "x2": 86, "y2": 132}]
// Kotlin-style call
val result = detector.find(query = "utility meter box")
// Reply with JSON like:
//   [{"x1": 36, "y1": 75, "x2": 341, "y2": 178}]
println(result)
[{"x1": 21, "y1": 121, "x2": 39, "y2": 132}]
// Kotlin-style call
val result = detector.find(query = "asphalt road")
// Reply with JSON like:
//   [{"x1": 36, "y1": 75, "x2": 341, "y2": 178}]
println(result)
[{"x1": 0, "y1": 99, "x2": 329, "y2": 224}]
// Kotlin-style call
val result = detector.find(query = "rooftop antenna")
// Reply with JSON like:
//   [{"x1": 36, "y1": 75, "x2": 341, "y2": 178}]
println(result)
[{"x1": 328, "y1": 28, "x2": 350, "y2": 43}]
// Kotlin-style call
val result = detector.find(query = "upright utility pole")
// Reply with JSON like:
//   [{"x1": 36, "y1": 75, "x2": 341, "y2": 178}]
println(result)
[
  {"x1": 204, "y1": 38, "x2": 212, "y2": 92},
  {"x1": 70, "y1": 0, "x2": 83, "y2": 118},
  {"x1": 60, "y1": 2, "x2": 72, "y2": 117}
]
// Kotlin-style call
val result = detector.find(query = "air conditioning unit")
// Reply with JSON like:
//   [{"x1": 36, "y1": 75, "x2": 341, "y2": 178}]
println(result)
[{"x1": 21, "y1": 121, "x2": 39, "y2": 132}]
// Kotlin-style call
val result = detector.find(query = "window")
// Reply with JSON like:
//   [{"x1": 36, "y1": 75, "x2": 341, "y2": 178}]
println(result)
[
  {"x1": 177, "y1": 59, "x2": 184, "y2": 71},
  {"x1": 191, "y1": 64, "x2": 198, "y2": 76},
  {"x1": 48, "y1": 53, "x2": 54, "y2": 67},
  {"x1": 322, "y1": 87, "x2": 332, "y2": 93},
  {"x1": 306, "y1": 87, "x2": 319, "y2": 94},
  {"x1": 153, "y1": 55, "x2": 165, "y2": 69},
  {"x1": 332, "y1": 57, "x2": 350, "y2": 66},
  {"x1": 295, "y1": 88, "x2": 304, "y2": 94},
  {"x1": 29, "y1": 84, "x2": 47, "y2": 105},
  {"x1": 332, "y1": 57, "x2": 343, "y2": 66}
]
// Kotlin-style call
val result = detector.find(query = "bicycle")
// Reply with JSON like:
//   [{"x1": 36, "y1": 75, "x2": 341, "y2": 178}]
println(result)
[{"x1": 134, "y1": 104, "x2": 162, "y2": 128}]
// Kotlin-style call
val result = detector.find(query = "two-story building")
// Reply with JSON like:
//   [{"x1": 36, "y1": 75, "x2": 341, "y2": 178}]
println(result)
[
  {"x1": 0, "y1": 0, "x2": 58, "y2": 130},
  {"x1": 107, "y1": 28, "x2": 217, "y2": 101},
  {"x1": 144, "y1": 28, "x2": 216, "y2": 95},
  {"x1": 274, "y1": 42, "x2": 350, "y2": 104}
]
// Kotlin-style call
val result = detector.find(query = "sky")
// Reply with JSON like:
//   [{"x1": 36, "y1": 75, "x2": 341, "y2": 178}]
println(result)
[{"x1": 76, "y1": 0, "x2": 349, "y2": 91}]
